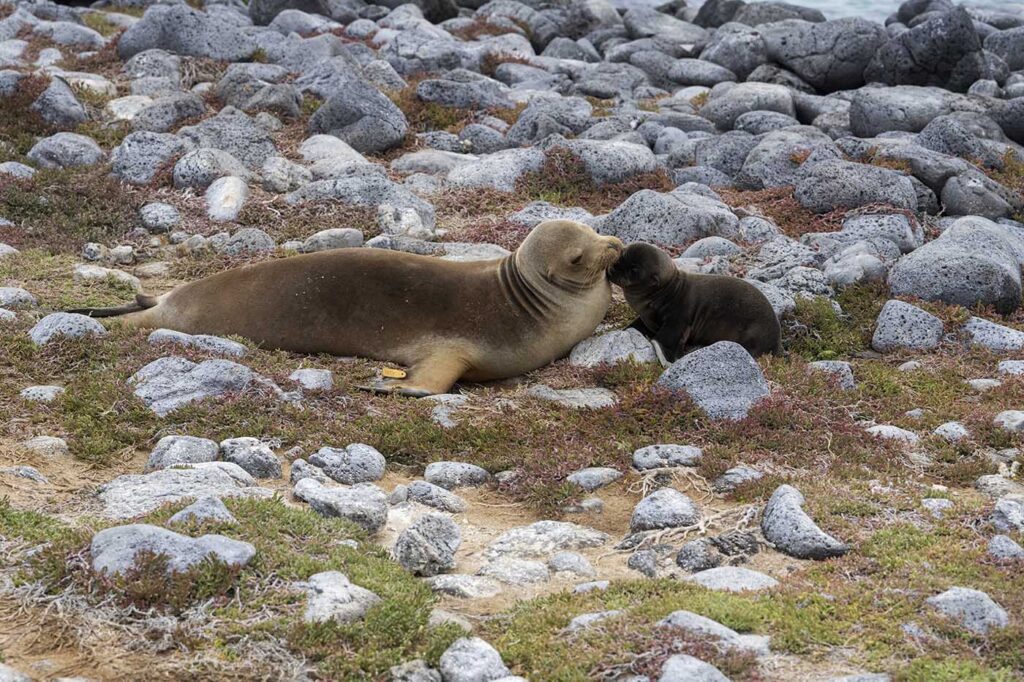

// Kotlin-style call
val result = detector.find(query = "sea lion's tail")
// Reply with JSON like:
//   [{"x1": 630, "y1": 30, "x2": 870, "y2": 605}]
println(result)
[{"x1": 67, "y1": 293, "x2": 159, "y2": 318}]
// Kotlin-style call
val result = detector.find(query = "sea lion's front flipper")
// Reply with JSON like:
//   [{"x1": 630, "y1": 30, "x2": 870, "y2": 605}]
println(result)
[{"x1": 358, "y1": 354, "x2": 468, "y2": 397}]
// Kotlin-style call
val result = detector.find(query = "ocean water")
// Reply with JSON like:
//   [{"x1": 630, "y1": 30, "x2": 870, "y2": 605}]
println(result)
[{"x1": 691, "y1": 0, "x2": 1024, "y2": 23}]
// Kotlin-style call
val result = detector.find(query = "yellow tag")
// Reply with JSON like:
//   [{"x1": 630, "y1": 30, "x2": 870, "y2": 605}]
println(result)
[{"x1": 382, "y1": 367, "x2": 407, "y2": 379}]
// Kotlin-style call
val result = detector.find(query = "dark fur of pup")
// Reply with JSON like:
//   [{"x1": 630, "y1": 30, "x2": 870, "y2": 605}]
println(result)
[{"x1": 608, "y1": 242, "x2": 782, "y2": 362}]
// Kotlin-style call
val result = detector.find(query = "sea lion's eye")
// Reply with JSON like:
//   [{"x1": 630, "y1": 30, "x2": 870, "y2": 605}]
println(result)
[{"x1": 570, "y1": 252, "x2": 584, "y2": 265}]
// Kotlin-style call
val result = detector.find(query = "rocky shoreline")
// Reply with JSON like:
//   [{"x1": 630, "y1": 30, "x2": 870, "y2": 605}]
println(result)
[{"x1": 1, "y1": 0, "x2": 1024, "y2": 679}]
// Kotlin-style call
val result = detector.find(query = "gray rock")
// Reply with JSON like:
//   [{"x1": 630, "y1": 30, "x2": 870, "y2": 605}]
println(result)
[
  {"x1": 684, "y1": 565, "x2": 779, "y2": 592},
  {"x1": 132, "y1": 93, "x2": 205, "y2": 133},
  {"x1": 148, "y1": 329, "x2": 247, "y2": 357},
  {"x1": 406, "y1": 480, "x2": 467, "y2": 513},
  {"x1": 293, "y1": 478, "x2": 388, "y2": 534},
  {"x1": 478, "y1": 557, "x2": 550, "y2": 584},
  {"x1": 506, "y1": 95, "x2": 592, "y2": 146},
  {"x1": 849, "y1": 85, "x2": 961, "y2": 137},
  {"x1": 426, "y1": 574, "x2": 502, "y2": 599},
  {"x1": 526, "y1": 385, "x2": 618, "y2": 409},
  {"x1": 701, "y1": 82, "x2": 795, "y2": 130},
  {"x1": 178, "y1": 111, "x2": 277, "y2": 171},
  {"x1": 681, "y1": 236, "x2": 742, "y2": 259},
  {"x1": 871, "y1": 300, "x2": 944, "y2": 353},
  {"x1": 262, "y1": 155, "x2": 312, "y2": 193},
  {"x1": 27, "y1": 132, "x2": 103, "y2": 169},
  {"x1": 484, "y1": 520, "x2": 608, "y2": 560},
  {"x1": 657, "y1": 341, "x2": 769, "y2": 420},
  {"x1": 289, "y1": 368, "x2": 332, "y2": 390},
  {"x1": 668, "y1": 58, "x2": 737, "y2": 86},
  {"x1": 597, "y1": 189, "x2": 739, "y2": 246},
  {"x1": 146, "y1": 434, "x2": 220, "y2": 472},
  {"x1": 569, "y1": 329, "x2": 656, "y2": 367},
  {"x1": 0, "y1": 161, "x2": 35, "y2": 179},
  {"x1": 394, "y1": 513, "x2": 461, "y2": 577},
  {"x1": 837, "y1": 213, "x2": 923, "y2": 253},
  {"x1": 992, "y1": 495, "x2": 1024, "y2": 533},
  {"x1": 548, "y1": 551, "x2": 595, "y2": 577},
  {"x1": 988, "y1": 534, "x2": 1024, "y2": 560},
  {"x1": 865, "y1": 424, "x2": 919, "y2": 445},
  {"x1": 168, "y1": 496, "x2": 237, "y2": 525},
  {"x1": 220, "y1": 437, "x2": 281, "y2": 479},
  {"x1": 129, "y1": 356, "x2": 285, "y2": 416},
  {"x1": 675, "y1": 538, "x2": 723, "y2": 572},
  {"x1": 100, "y1": 462, "x2": 273, "y2": 519},
  {"x1": 299, "y1": 228, "x2": 364, "y2": 253},
  {"x1": 864, "y1": 8, "x2": 992, "y2": 92},
  {"x1": 762, "y1": 484, "x2": 848, "y2": 559},
  {"x1": 29, "y1": 312, "x2": 106, "y2": 346},
  {"x1": 390, "y1": 659, "x2": 442, "y2": 682},
  {"x1": 546, "y1": 139, "x2": 659, "y2": 185},
  {"x1": 90, "y1": 523, "x2": 255, "y2": 575},
  {"x1": 630, "y1": 488, "x2": 701, "y2": 532},
  {"x1": 926, "y1": 587, "x2": 1009, "y2": 634},
  {"x1": 566, "y1": 467, "x2": 622, "y2": 492},
  {"x1": 439, "y1": 637, "x2": 511, "y2": 682},
  {"x1": 447, "y1": 148, "x2": 546, "y2": 192},
  {"x1": 217, "y1": 226, "x2": 274, "y2": 255},
  {"x1": 699, "y1": 26, "x2": 768, "y2": 80},
  {"x1": 20, "y1": 385, "x2": 64, "y2": 403},
  {"x1": 887, "y1": 217, "x2": 1024, "y2": 314},
  {"x1": 289, "y1": 458, "x2": 329, "y2": 486},
  {"x1": 309, "y1": 444, "x2": 386, "y2": 484},
  {"x1": 565, "y1": 609, "x2": 624, "y2": 632},
  {"x1": 808, "y1": 360, "x2": 855, "y2": 390},
  {"x1": 963, "y1": 317, "x2": 1024, "y2": 351},
  {"x1": 20, "y1": 436, "x2": 70, "y2": 459},
  {"x1": 301, "y1": 570, "x2": 382, "y2": 624},
  {"x1": 425, "y1": 461, "x2": 490, "y2": 490},
  {"x1": 118, "y1": 5, "x2": 257, "y2": 61},
  {"x1": 139, "y1": 203, "x2": 180, "y2": 233},
  {"x1": 287, "y1": 172, "x2": 435, "y2": 232},
  {"x1": 30, "y1": 77, "x2": 87, "y2": 129},
  {"x1": 632, "y1": 444, "x2": 702, "y2": 470},
  {"x1": 112, "y1": 131, "x2": 192, "y2": 185},
  {"x1": 795, "y1": 160, "x2": 916, "y2": 213},
  {"x1": 173, "y1": 148, "x2": 250, "y2": 190},
  {"x1": 0, "y1": 465, "x2": 46, "y2": 483},
  {"x1": 0, "y1": 287, "x2": 35, "y2": 308},
  {"x1": 761, "y1": 18, "x2": 886, "y2": 92},
  {"x1": 309, "y1": 77, "x2": 408, "y2": 154},
  {"x1": 659, "y1": 610, "x2": 770, "y2": 655}
]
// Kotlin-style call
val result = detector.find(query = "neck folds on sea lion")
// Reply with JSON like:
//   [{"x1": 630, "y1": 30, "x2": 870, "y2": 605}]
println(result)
[{"x1": 499, "y1": 255, "x2": 558, "y2": 321}]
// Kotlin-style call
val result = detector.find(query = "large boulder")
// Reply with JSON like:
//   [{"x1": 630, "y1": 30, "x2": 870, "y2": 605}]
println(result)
[
  {"x1": 761, "y1": 485, "x2": 848, "y2": 559},
  {"x1": 393, "y1": 513, "x2": 461, "y2": 577},
  {"x1": 848, "y1": 86, "x2": 962, "y2": 137},
  {"x1": 545, "y1": 139, "x2": 659, "y2": 185},
  {"x1": 287, "y1": 171, "x2": 436, "y2": 231},
  {"x1": 129, "y1": 356, "x2": 287, "y2": 416},
  {"x1": 656, "y1": 341, "x2": 769, "y2": 421},
  {"x1": 178, "y1": 111, "x2": 277, "y2": 171},
  {"x1": 887, "y1": 216, "x2": 1024, "y2": 313},
  {"x1": 597, "y1": 189, "x2": 739, "y2": 246},
  {"x1": 700, "y1": 82, "x2": 795, "y2": 130},
  {"x1": 864, "y1": 8, "x2": 996, "y2": 92},
  {"x1": 249, "y1": 0, "x2": 335, "y2": 25},
  {"x1": 446, "y1": 148, "x2": 546, "y2": 192},
  {"x1": 870, "y1": 300, "x2": 944, "y2": 353},
  {"x1": 26, "y1": 132, "x2": 104, "y2": 169},
  {"x1": 118, "y1": 5, "x2": 258, "y2": 61},
  {"x1": 760, "y1": 18, "x2": 887, "y2": 92},
  {"x1": 91, "y1": 524, "x2": 255, "y2": 575},
  {"x1": 794, "y1": 160, "x2": 917, "y2": 213},
  {"x1": 111, "y1": 131, "x2": 192, "y2": 185},
  {"x1": 309, "y1": 77, "x2": 409, "y2": 153},
  {"x1": 293, "y1": 478, "x2": 388, "y2": 534}
]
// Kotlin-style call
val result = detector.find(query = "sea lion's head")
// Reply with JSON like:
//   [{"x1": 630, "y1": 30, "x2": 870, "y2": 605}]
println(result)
[
  {"x1": 607, "y1": 242, "x2": 677, "y2": 294},
  {"x1": 517, "y1": 220, "x2": 623, "y2": 290}
]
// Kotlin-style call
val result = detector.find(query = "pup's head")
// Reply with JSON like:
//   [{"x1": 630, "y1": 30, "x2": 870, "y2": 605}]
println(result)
[
  {"x1": 517, "y1": 220, "x2": 623, "y2": 288},
  {"x1": 607, "y1": 242, "x2": 677, "y2": 293}
]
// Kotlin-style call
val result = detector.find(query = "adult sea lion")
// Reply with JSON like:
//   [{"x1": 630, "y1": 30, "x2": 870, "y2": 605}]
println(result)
[
  {"x1": 70, "y1": 220, "x2": 623, "y2": 396},
  {"x1": 607, "y1": 242, "x2": 781, "y2": 362}
]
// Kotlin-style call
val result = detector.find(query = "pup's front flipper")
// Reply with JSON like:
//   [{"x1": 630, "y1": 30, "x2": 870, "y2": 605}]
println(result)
[{"x1": 357, "y1": 354, "x2": 468, "y2": 398}]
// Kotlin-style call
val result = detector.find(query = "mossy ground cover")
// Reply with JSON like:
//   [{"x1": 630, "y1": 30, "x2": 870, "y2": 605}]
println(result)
[{"x1": 1, "y1": 496, "x2": 463, "y2": 679}]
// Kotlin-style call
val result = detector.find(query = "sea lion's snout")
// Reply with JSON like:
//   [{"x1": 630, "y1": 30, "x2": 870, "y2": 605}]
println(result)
[{"x1": 602, "y1": 237, "x2": 624, "y2": 270}]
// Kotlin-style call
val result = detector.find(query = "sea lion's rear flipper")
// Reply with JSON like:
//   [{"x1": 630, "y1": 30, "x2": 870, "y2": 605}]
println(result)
[
  {"x1": 357, "y1": 355, "x2": 468, "y2": 397},
  {"x1": 67, "y1": 293, "x2": 159, "y2": 318}
]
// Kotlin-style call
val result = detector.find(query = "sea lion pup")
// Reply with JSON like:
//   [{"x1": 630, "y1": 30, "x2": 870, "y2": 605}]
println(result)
[
  {"x1": 69, "y1": 220, "x2": 623, "y2": 396},
  {"x1": 607, "y1": 242, "x2": 781, "y2": 362}
]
